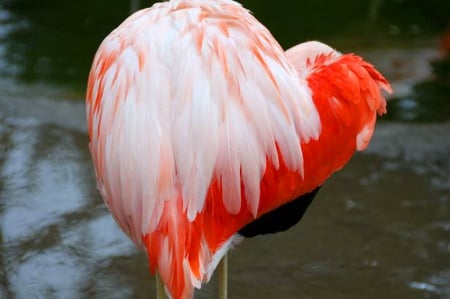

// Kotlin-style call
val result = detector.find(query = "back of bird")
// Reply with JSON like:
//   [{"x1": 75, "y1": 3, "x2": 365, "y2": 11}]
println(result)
[{"x1": 86, "y1": 1, "x2": 391, "y2": 298}]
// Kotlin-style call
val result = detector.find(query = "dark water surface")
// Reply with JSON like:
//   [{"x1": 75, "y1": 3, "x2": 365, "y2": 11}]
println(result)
[{"x1": 0, "y1": 0, "x2": 449, "y2": 298}]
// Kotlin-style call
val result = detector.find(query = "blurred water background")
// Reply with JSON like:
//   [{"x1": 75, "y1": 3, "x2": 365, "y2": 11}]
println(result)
[{"x1": 0, "y1": 0, "x2": 449, "y2": 298}]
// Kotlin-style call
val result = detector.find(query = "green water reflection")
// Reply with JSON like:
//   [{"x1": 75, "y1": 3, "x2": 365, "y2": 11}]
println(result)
[
  {"x1": 386, "y1": 56, "x2": 450, "y2": 122},
  {"x1": 0, "y1": 1, "x2": 448, "y2": 82}
]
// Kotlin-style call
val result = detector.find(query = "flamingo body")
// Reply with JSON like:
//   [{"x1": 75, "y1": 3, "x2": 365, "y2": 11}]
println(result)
[{"x1": 86, "y1": 0, "x2": 391, "y2": 298}]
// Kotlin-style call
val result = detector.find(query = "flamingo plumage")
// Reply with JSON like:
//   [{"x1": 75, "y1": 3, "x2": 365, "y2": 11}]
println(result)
[{"x1": 86, "y1": 0, "x2": 392, "y2": 298}]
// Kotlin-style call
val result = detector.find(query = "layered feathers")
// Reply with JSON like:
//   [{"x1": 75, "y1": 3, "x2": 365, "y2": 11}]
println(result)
[{"x1": 86, "y1": 1, "x2": 391, "y2": 298}]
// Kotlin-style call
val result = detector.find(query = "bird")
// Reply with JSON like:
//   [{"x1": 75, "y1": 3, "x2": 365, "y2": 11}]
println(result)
[{"x1": 86, "y1": 0, "x2": 392, "y2": 298}]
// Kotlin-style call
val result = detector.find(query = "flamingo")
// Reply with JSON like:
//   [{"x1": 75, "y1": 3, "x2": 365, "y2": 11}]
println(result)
[{"x1": 86, "y1": 0, "x2": 392, "y2": 298}]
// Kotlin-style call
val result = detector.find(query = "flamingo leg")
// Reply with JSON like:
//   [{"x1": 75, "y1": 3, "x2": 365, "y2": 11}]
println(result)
[
  {"x1": 156, "y1": 274, "x2": 166, "y2": 299},
  {"x1": 218, "y1": 253, "x2": 228, "y2": 299}
]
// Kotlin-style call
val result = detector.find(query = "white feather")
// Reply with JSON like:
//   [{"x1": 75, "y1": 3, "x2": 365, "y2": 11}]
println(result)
[{"x1": 86, "y1": 2, "x2": 322, "y2": 289}]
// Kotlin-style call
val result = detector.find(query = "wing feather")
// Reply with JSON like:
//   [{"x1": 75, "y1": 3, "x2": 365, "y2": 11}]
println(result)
[
  {"x1": 87, "y1": 1, "x2": 322, "y2": 297},
  {"x1": 87, "y1": 0, "x2": 321, "y2": 240}
]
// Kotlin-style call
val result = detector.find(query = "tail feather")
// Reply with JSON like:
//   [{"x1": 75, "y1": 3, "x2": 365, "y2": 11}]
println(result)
[{"x1": 143, "y1": 199, "x2": 198, "y2": 299}]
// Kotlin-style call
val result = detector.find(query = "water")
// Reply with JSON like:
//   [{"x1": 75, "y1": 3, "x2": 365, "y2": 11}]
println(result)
[{"x1": 0, "y1": 1, "x2": 449, "y2": 298}]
